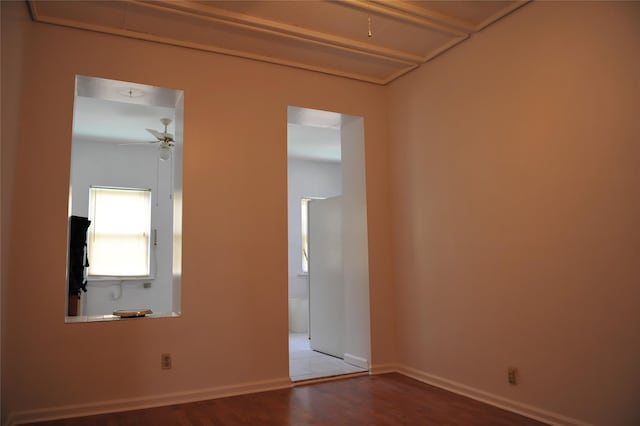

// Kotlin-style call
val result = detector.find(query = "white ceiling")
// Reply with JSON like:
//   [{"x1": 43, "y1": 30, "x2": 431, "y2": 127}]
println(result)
[
  {"x1": 76, "y1": 74, "x2": 181, "y2": 108},
  {"x1": 288, "y1": 124, "x2": 341, "y2": 163},
  {"x1": 73, "y1": 97, "x2": 176, "y2": 145},
  {"x1": 288, "y1": 106, "x2": 342, "y2": 163},
  {"x1": 29, "y1": 0, "x2": 528, "y2": 85},
  {"x1": 287, "y1": 106, "x2": 342, "y2": 162},
  {"x1": 73, "y1": 76, "x2": 181, "y2": 145}
]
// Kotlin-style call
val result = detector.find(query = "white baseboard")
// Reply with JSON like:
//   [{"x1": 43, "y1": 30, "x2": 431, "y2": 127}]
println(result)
[
  {"x1": 6, "y1": 377, "x2": 292, "y2": 426},
  {"x1": 397, "y1": 365, "x2": 594, "y2": 426},
  {"x1": 293, "y1": 371, "x2": 369, "y2": 386},
  {"x1": 343, "y1": 353, "x2": 369, "y2": 370},
  {"x1": 369, "y1": 363, "x2": 398, "y2": 375},
  {"x1": 6, "y1": 367, "x2": 594, "y2": 426}
]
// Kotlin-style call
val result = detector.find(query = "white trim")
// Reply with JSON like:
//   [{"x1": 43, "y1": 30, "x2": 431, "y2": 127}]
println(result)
[
  {"x1": 292, "y1": 371, "x2": 369, "y2": 386},
  {"x1": 5, "y1": 366, "x2": 595, "y2": 426},
  {"x1": 343, "y1": 353, "x2": 369, "y2": 370},
  {"x1": 6, "y1": 377, "x2": 292, "y2": 426},
  {"x1": 369, "y1": 363, "x2": 398, "y2": 375},
  {"x1": 397, "y1": 365, "x2": 594, "y2": 426}
]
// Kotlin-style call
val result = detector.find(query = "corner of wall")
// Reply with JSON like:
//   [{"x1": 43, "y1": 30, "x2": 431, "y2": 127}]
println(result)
[{"x1": 1, "y1": 1, "x2": 31, "y2": 423}]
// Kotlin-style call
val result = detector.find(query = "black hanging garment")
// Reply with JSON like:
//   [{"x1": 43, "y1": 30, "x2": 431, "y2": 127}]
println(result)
[{"x1": 68, "y1": 215, "x2": 91, "y2": 296}]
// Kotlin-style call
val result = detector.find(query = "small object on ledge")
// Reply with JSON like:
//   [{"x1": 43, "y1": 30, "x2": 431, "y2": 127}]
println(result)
[{"x1": 113, "y1": 309, "x2": 153, "y2": 318}]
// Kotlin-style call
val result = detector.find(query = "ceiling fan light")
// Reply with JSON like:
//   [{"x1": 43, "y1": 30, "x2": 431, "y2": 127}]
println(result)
[{"x1": 159, "y1": 146, "x2": 172, "y2": 161}]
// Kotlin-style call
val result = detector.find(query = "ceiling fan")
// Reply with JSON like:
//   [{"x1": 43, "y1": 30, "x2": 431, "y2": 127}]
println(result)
[
  {"x1": 120, "y1": 117, "x2": 175, "y2": 160},
  {"x1": 146, "y1": 118, "x2": 174, "y2": 160}
]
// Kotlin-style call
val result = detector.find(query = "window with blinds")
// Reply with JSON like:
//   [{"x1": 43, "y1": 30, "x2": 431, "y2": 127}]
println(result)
[{"x1": 88, "y1": 187, "x2": 152, "y2": 277}]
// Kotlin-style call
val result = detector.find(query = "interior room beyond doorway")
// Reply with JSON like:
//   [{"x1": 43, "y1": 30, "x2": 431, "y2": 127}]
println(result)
[{"x1": 286, "y1": 106, "x2": 371, "y2": 382}]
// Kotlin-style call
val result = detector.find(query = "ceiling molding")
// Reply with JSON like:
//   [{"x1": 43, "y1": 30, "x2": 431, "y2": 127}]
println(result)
[
  {"x1": 367, "y1": 0, "x2": 478, "y2": 33},
  {"x1": 142, "y1": 1, "x2": 424, "y2": 64},
  {"x1": 471, "y1": 1, "x2": 531, "y2": 32},
  {"x1": 368, "y1": 1, "x2": 530, "y2": 33},
  {"x1": 28, "y1": 0, "x2": 529, "y2": 85},
  {"x1": 337, "y1": 0, "x2": 470, "y2": 37}
]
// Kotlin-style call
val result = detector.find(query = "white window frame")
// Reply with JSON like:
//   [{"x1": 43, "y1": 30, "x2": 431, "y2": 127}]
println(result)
[{"x1": 87, "y1": 186, "x2": 152, "y2": 278}]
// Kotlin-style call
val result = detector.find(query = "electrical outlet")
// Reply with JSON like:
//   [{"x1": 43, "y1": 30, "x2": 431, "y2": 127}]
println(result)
[
  {"x1": 508, "y1": 367, "x2": 518, "y2": 385},
  {"x1": 161, "y1": 353, "x2": 172, "y2": 370}
]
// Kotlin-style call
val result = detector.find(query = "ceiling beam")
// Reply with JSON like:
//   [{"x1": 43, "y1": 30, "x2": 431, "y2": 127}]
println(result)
[
  {"x1": 336, "y1": 0, "x2": 469, "y2": 37},
  {"x1": 139, "y1": 0, "x2": 425, "y2": 65}
]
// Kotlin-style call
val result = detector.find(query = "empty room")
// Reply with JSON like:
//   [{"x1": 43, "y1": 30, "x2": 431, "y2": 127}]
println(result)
[{"x1": 1, "y1": 1, "x2": 639, "y2": 425}]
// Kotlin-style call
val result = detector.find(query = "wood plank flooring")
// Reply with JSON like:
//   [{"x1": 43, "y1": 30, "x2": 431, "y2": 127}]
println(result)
[{"x1": 28, "y1": 373, "x2": 548, "y2": 425}]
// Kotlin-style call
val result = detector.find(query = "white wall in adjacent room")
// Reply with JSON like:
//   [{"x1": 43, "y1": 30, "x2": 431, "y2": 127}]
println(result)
[
  {"x1": 287, "y1": 157, "x2": 342, "y2": 333},
  {"x1": 70, "y1": 138, "x2": 174, "y2": 315}
]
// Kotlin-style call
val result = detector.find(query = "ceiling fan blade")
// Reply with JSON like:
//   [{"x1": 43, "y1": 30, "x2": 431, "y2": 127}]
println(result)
[
  {"x1": 146, "y1": 128, "x2": 164, "y2": 140},
  {"x1": 118, "y1": 141, "x2": 158, "y2": 146}
]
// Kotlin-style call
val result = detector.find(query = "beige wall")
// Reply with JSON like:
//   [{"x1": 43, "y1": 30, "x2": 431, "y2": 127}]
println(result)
[
  {"x1": 0, "y1": 1, "x2": 394, "y2": 422},
  {"x1": 1, "y1": 1, "x2": 31, "y2": 421},
  {"x1": 389, "y1": 2, "x2": 640, "y2": 425}
]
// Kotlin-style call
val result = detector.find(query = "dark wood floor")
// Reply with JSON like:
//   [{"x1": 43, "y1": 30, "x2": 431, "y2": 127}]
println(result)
[{"x1": 29, "y1": 373, "x2": 547, "y2": 425}]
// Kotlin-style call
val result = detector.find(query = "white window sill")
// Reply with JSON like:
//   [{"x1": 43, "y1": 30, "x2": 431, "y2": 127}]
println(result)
[
  {"x1": 87, "y1": 276, "x2": 154, "y2": 282},
  {"x1": 65, "y1": 311, "x2": 181, "y2": 323}
]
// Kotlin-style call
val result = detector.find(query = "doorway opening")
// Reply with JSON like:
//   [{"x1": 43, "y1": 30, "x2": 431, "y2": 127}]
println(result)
[{"x1": 287, "y1": 106, "x2": 371, "y2": 381}]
